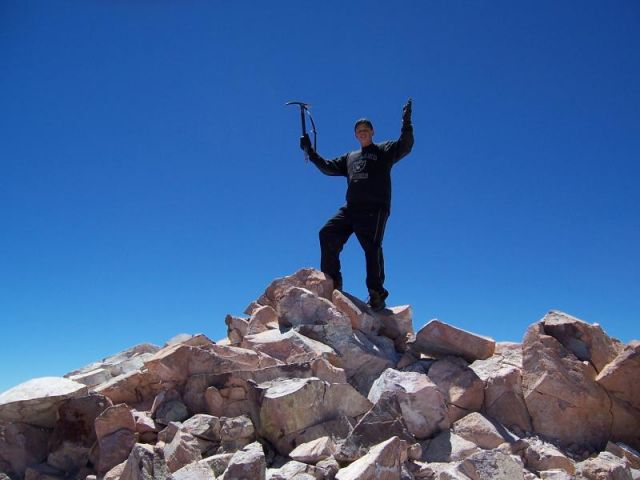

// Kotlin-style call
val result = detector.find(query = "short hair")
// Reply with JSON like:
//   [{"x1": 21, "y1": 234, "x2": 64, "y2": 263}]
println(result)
[{"x1": 354, "y1": 118, "x2": 374, "y2": 131}]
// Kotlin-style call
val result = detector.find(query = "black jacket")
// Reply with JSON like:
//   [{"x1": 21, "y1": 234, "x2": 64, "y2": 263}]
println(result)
[{"x1": 308, "y1": 123, "x2": 414, "y2": 210}]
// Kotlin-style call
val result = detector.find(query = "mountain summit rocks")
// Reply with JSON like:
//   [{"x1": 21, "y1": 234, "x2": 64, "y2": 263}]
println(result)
[{"x1": 1, "y1": 268, "x2": 638, "y2": 479}]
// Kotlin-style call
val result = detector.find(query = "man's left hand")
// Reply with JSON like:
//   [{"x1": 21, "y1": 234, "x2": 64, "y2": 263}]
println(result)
[{"x1": 402, "y1": 98, "x2": 412, "y2": 124}]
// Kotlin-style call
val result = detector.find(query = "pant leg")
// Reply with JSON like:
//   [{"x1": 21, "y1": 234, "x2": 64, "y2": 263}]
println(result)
[
  {"x1": 319, "y1": 207, "x2": 353, "y2": 289},
  {"x1": 352, "y1": 207, "x2": 390, "y2": 293}
]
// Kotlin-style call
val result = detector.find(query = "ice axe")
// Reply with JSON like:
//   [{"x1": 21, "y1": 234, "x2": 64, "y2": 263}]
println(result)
[{"x1": 286, "y1": 100, "x2": 317, "y2": 160}]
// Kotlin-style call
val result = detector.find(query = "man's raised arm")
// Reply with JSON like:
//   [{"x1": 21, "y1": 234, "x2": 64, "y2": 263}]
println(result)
[
  {"x1": 387, "y1": 98, "x2": 414, "y2": 164},
  {"x1": 300, "y1": 134, "x2": 347, "y2": 176}
]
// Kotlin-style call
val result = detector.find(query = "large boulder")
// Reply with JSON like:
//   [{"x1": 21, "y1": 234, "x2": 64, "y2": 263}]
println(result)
[
  {"x1": 412, "y1": 320, "x2": 495, "y2": 362},
  {"x1": 258, "y1": 268, "x2": 335, "y2": 308},
  {"x1": 335, "y1": 436, "x2": 402, "y2": 480},
  {"x1": 451, "y1": 412, "x2": 512, "y2": 450},
  {"x1": 256, "y1": 377, "x2": 371, "y2": 455},
  {"x1": 93, "y1": 369, "x2": 163, "y2": 407},
  {"x1": 575, "y1": 451, "x2": 634, "y2": 480},
  {"x1": 0, "y1": 422, "x2": 51, "y2": 478},
  {"x1": 241, "y1": 329, "x2": 339, "y2": 365},
  {"x1": 470, "y1": 342, "x2": 533, "y2": 435},
  {"x1": 0, "y1": 377, "x2": 88, "y2": 428},
  {"x1": 368, "y1": 368, "x2": 449, "y2": 439},
  {"x1": 458, "y1": 450, "x2": 525, "y2": 480},
  {"x1": 95, "y1": 404, "x2": 137, "y2": 475},
  {"x1": 428, "y1": 356, "x2": 484, "y2": 423},
  {"x1": 220, "y1": 441, "x2": 266, "y2": 480},
  {"x1": 522, "y1": 319, "x2": 613, "y2": 451},
  {"x1": 597, "y1": 341, "x2": 640, "y2": 410},
  {"x1": 541, "y1": 311, "x2": 622, "y2": 372}
]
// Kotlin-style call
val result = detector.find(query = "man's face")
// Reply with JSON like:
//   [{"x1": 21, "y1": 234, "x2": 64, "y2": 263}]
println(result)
[{"x1": 355, "y1": 125, "x2": 374, "y2": 147}]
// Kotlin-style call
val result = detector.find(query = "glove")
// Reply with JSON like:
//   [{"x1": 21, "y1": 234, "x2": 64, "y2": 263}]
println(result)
[
  {"x1": 300, "y1": 133, "x2": 312, "y2": 152},
  {"x1": 402, "y1": 98, "x2": 412, "y2": 125}
]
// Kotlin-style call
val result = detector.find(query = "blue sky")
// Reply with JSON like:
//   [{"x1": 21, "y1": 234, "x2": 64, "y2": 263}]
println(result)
[{"x1": 1, "y1": 1, "x2": 639, "y2": 393}]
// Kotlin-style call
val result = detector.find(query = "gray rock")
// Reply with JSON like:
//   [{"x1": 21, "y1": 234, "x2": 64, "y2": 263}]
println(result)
[{"x1": 220, "y1": 441, "x2": 266, "y2": 480}]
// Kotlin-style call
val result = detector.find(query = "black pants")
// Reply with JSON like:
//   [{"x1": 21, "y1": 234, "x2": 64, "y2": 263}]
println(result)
[{"x1": 319, "y1": 205, "x2": 390, "y2": 293}]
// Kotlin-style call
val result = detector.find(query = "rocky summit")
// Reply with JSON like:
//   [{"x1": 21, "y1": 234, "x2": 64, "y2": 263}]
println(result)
[{"x1": 0, "y1": 268, "x2": 638, "y2": 480}]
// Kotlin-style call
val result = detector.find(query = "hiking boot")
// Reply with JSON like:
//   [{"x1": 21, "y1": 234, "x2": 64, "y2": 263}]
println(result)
[{"x1": 367, "y1": 288, "x2": 389, "y2": 312}]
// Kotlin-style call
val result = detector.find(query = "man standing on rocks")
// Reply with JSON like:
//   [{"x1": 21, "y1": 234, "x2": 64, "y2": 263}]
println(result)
[{"x1": 300, "y1": 99, "x2": 414, "y2": 311}]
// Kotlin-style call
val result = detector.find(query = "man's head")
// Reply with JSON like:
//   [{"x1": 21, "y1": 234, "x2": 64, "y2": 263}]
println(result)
[{"x1": 354, "y1": 118, "x2": 374, "y2": 147}]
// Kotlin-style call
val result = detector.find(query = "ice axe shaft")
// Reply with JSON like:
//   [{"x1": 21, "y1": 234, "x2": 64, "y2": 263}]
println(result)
[{"x1": 286, "y1": 100, "x2": 317, "y2": 160}]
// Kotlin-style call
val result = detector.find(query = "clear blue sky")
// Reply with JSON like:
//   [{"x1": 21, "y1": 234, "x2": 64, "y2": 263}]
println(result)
[{"x1": 2, "y1": 1, "x2": 639, "y2": 393}]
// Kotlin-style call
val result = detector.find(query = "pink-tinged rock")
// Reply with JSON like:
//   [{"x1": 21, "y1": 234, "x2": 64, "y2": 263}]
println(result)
[
  {"x1": 368, "y1": 368, "x2": 449, "y2": 439},
  {"x1": 606, "y1": 441, "x2": 640, "y2": 470},
  {"x1": 144, "y1": 343, "x2": 281, "y2": 384},
  {"x1": 0, "y1": 377, "x2": 88, "y2": 428},
  {"x1": 182, "y1": 414, "x2": 221, "y2": 442},
  {"x1": 258, "y1": 268, "x2": 334, "y2": 307},
  {"x1": 541, "y1": 311, "x2": 623, "y2": 373},
  {"x1": 412, "y1": 320, "x2": 496, "y2": 362},
  {"x1": 597, "y1": 341, "x2": 640, "y2": 409},
  {"x1": 164, "y1": 429, "x2": 202, "y2": 473},
  {"x1": 522, "y1": 321, "x2": 613, "y2": 451},
  {"x1": 458, "y1": 450, "x2": 525, "y2": 480},
  {"x1": 332, "y1": 290, "x2": 380, "y2": 334},
  {"x1": 94, "y1": 404, "x2": 136, "y2": 441},
  {"x1": 576, "y1": 451, "x2": 633, "y2": 480},
  {"x1": 103, "y1": 461, "x2": 126, "y2": 480},
  {"x1": 218, "y1": 415, "x2": 256, "y2": 452},
  {"x1": 220, "y1": 441, "x2": 266, "y2": 480},
  {"x1": 470, "y1": 343, "x2": 533, "y2": 435},
  {"x1": 451, "y1": 412, "x2": 511, "y2": 450},
  {"x1": 267, "y1": 460, "x2": 324, "y2": 479},
  {"x1": 46, "y1": 440, "x2": 90, "y2": 474},
  {"x1": 609, "y1": 395, "x2": 640, "y2": 450},
  {"x1": 133, "y1": 410, "x2": 158, "y2": 435},
  {"x1": 225, "y1": 314, "x2": 249, "y2": 345},
  {"x1": 119, "y1": 443, "x2": 169, "y2": 480},
  {"x1": 522, "y1": 437, "x2": 576, "y2": 476},
  {"x1": 0, "y1": 422, "x2": 50, "y2": 478},
  {"x1": 93, "y1": 369, "x2": 162, "y2": 407},
  {"x1": 257, "y1": 377, "x2": 371, "y2": 455},
  {"x1": 247, "y1": 305, "x2": 280, "y2": 335},
  {"x1": 289, "y1": 436, "x2": 338, "y2": 464},
  {"x1": 539, "y1": 470, "x2": 574, "y2": 480},
  {"x1": 170, "y1": 461, "x2": 216, "y2": 480},
  {"x1": 379, "y1": 305, "x2": 414, "y2": 343},
  {"x1": 241, "y1": 329, "x2": 339, "y2": 365},
  {"x1": 421, "y1": 431, "x2": 480, "y2": 463},
  {"x1": 413, "y1": 462, "x2": 471, "y2": 480},
  {"x1": 428, "y1": 356, "x2": 484, "y2": 423},
  {"x1": 23, "y1": 462, "x2": 65, "y2": 480},
  {"x1": 202, "y1": 453, "x2": 234, "y2": 477},
  {"x1": 97, "y1": 428, "x2": 137, "y2": 475},
  {"x1": 335, "y1": 436, "x2": 402, "y2": 480}
]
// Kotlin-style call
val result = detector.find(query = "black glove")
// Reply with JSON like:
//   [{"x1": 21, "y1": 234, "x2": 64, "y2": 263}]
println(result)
[
  {"x1": 300, "y1": 133, "x2": 312, "y2": 152},
  {"x1": 402, "y1": 98, "x2": 412, "y2": 125}
]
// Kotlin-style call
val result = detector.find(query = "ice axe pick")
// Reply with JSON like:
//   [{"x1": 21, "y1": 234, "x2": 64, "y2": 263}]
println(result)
[{"x1": 286, "y1": 100, "x2": 317, "y2": 160}]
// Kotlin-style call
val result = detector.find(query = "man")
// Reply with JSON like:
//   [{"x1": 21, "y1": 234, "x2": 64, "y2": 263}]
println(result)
[{"x1": 300, "y1": 99, "x2": 414, "y2": 311}]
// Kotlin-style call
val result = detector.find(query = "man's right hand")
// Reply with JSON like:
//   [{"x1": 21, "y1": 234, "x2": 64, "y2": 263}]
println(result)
[{"x1": 300, "y1": 133, "x2": 312, "y2": 152}]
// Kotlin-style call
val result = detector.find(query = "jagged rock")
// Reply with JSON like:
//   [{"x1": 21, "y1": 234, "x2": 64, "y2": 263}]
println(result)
[
  {"x1": 145, "y1": 342, "x2": 282, "y2": 384},
  {"x1": 220, "y1": 441, "x2": 266, "y2": 480},
  {"x1": 332, "y1": 290, "x2": 380, "y2": 334},
  {"x1": 292, "y1": 416, "x2": 354, "y2": 448},
  {"x1": 606, "y1": 442, "x2": 640, "y2": 470},
  {"x1": 413, "y1": 461, "x2": 472, "y2": 480},
  {"x1": 575, "y1": 451, "x2": 633, "y2": 480},
  {"x1": 201, "y1": 452, "x2": 234, "y2": 477},
  {"x1": 164, "y1": 429, "x2": 202, "y2": 473},
  {"x1": 65, "y1": 344, "x2": 160, "y2": 388},
  {"x1": 257, "y1": 377, "x2": 371, "y2": 455},
  {"x1": 541, "y1": 311, "x2": 623, "y2": 372},
  {"x1": 470, "y1": 343, "x2": 532, "y2": 435},
  {"x1": 289, "y1": 436, "x2": 337, "y2": 464},
  {"x1": 93, "y1": 369, "x2": 163, "y2": 408},
  {"x1": 317, "y1": 456, "x2": 340, "y2": 479},
  {"x1": 421, "y1": 431, "x2": 480, "y2": 463},
  {"x1": 609, "y1": 395, "x2": 640, "y2": 450},
  {"x1": 412, "y1": 320, "x2": 495, "y2": 362},
  {"x1": 368, "y1": 368, "x2": 449, "y2": 439},
  {"x1": 539, "y1": 470, "x2": 574, "y2": 480},
  {"x1": 428, "y1": 357, "x2": 484, "y2": 423},
  {"x1": 378, "y1": 305, "x2": 414, "y2": 348},
  {"x1": 182, "y1": 414, "x2": 221, "y2": 442},
  {"x1": 522, "y1": 437, "x2": 575, "y2": 475},
  {"x1": 103, "y1": 461, "x2": 126, "y2": 480},
  {"x1": 258, "y1": 268, "x2": 335, "y2": 307},
  {"x1": 95, "y1": 404, "x2": 136, "y2": 441},
  {"x1": 218, "y1": 414, "x2": 256, "y2": 451},
  {"x1": 451, "y1": 412, "x2": 513, "y2": 450},
  {"x1": 133, "y1": 410, "x2": 159, "y2": 443},
  {"x1": 522, "y1": 318, "x2": 613, "y2": 451},
  {"x1": 0, "y1": 422, "x2": 50, "y2": 478},
  {"x1": 241, "y1": 329, "x2": 339, "y2": 365},
  {"x1": 23, "y1": 462, "x2": 65, "y2": 480},
  {"x1": 151, "y1": 389, "x2": 189, "y2": 425},
  {"x1": 341, "y1": 393, "x2": 414, "y2": 460},
  {"x1": 0, "y1": 377, "x2": 88, "y2": 428},
  {"x1": 247, "y1": 305, "x2": 280, "y2": 335},
  {"x1": 169, "y1": 461, "x2": 216, "y2": 480},
  {"x1": 119, "y1": 443, "x2": 169, "y2": 480},
  {"x1": 457, "y1": 450, "x2": 525, "y2": 479},
  {"x1": 225, "y1": 314, "x2": 249, "y2": 345},
  {"x1": 335, "y1": 436, "x2": 402, "y2": 480},
  {"x1": 97, "y1": 428, "x2": 137, "y2": 475},
  {"x1": 267, "y1": 460, "x2": 324, "y2": 480}
]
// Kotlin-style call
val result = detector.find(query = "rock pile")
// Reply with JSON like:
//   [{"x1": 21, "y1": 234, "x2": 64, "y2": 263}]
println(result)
[{"x1": 0, "y1": 268, "x2": 638, "y2": 479}]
